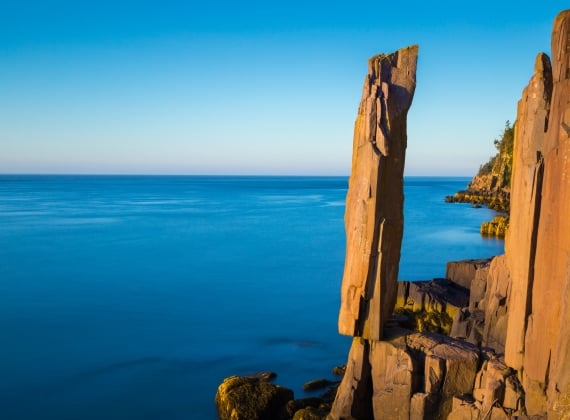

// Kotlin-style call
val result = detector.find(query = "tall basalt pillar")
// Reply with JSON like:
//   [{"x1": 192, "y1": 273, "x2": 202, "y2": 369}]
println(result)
[
  {"x1": 522, "y1": 10, "x2": 570, "y2": 418},
  {"x1": 504, "y1": 52, "x2": 552, "y2": 371},
  {"x1": 331, "y1": 45, "x2": 418, "y2": 419},
  {"x1": 338, "y1": 46, "x2": 418, "y2": 341}
]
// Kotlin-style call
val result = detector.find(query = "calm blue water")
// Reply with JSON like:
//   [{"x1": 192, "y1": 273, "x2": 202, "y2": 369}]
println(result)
[{"x1": 0, "y1": 176, "x2": 503, "y2": 419}]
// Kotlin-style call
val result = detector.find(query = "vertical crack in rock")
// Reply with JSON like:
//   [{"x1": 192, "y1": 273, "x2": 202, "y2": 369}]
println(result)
[{"x1": 526, "y1": 152, "x2": 544, "y2": 317}]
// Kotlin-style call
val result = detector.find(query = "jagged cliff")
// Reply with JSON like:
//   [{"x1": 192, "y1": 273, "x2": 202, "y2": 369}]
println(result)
[
  {"x1": 445, "y1": 124, "x2": 513, "y2": 238},
  {"x1": 445, "y1": 122, "x2": 513, "y2": 216},
  {"x1": 331, "y1": 9, "x2": 570, "y2": 419},
  {"x1": 506, "y1": 11, "x2": 570, "y2": 416},
  {"x1": 469, "y1": 121, "x2": 514, "y2": 199},
  {"x1": 445, "y1": 139, "x2": 513, "y2": 237},
  {"x1": 215, "y1": 10, "x2": 570, "y2": 420}
]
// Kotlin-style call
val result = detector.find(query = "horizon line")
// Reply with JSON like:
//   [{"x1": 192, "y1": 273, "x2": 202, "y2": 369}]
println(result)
[{"x1": 0, "y1": 172, "x2": 473, "y2": 178}]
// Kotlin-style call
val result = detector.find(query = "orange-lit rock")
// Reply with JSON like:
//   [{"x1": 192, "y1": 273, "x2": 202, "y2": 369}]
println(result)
[
  {"x1": 504, "y1": 51, "x2": 552, "y2": 371},
  {"x1": 521, "y1": 10, "x2": 570, "y2": 418},
  {"x1": 338, "y1": 45, "x2": 418, "y2": 340}
]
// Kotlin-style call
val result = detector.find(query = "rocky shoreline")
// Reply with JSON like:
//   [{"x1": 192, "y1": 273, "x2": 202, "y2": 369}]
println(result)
[
  {"x1": 444, "y1": 120, "x2": 513, "y2": 238},
  {"x1": 215, "y1": 9, "x2": 570, "y2": 419},
  {"x1": 444, "y1": 175, "x2": 511, "y2": 239},
  {"x1": 444, "y1": 189, "x2": 509, "y2": 213},
  {"x1": 215, "y1": 258, "x2": 520, "y2": 419}
]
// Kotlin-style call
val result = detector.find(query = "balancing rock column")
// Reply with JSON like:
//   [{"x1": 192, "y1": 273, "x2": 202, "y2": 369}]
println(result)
[
  {"x1": 338, "y1": 45, "x2": 419, "y2": 340},
  {"x1": 331, "y1": 45, "x2": 418, "y2": 419}
]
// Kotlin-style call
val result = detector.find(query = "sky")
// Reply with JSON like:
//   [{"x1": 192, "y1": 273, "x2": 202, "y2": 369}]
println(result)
[{"x1": 0, "y1": 1, "x2": 566, "y2": 176}]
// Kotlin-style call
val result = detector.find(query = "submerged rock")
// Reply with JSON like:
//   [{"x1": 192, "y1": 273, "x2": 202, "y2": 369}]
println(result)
[
  {"x1": 302, "y1": 379, "x2": 337, "y2": 392},
  {"x1": 331, "y1": 365, "x2": 346, "y2": 377}
]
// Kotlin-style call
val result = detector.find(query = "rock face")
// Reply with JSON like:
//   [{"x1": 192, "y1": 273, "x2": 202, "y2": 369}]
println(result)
[
  {"x1": 338, "y1": 45, "x2": 418, "y2": 340},
  {"x1": 330, "y1": 257, "x2": 529, "y2": 419},
  {"x1": 513, "y1": 11, "x2": 570, "y2": 417},
  {"x1": 446, "y1": 259, "x2": 491, "y2": 290},
  {"x1": 215, "y1": 10, "x2": 570, "y2": 420},
  {"x1": 468, "y1": 172, "x2": 510, "y2": 195},
  {"x1": 504, "y1": 52, "x2": 552, "y2": 373},
  {"x1": 447, "y1": 10, "x2": 570, "y2": 418},
  {"x1": 329, "y1": 331, "x2": 482, "y2": 420},
  {"x1": 332, "y1": 9, "x2": 570, "y2": 419}
]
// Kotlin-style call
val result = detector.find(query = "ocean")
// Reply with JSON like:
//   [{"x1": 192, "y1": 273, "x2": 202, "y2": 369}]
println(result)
[{"x1": 0, "y1": 175, "x2": 504, "y2": 419}]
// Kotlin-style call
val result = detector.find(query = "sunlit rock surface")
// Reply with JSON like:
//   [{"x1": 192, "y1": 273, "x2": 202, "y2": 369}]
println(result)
[
  {"x1": 216, "y1": 10, "x2": 570, "y2": 419},
  {"x1": 338, "y1": 45, "x2": 419, "y2": 341},
  {"x1": 518, "y1": 10, "x2": 570, "y2": 417}
]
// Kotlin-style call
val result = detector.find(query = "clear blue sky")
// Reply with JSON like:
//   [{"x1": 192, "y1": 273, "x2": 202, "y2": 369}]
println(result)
[{"x1": 0, "y1": 1, "x2": 565, "y2": 175}]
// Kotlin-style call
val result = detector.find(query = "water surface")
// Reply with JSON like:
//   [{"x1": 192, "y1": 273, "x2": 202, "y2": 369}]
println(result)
[{"x1": 0, "y1": 175, "x2": 503, "y2": 419}]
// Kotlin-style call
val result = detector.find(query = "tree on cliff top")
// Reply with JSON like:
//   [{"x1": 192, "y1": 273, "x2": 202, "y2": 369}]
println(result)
[{"x1": 478, "y1": 121, "x2": 515, "y2": 186}]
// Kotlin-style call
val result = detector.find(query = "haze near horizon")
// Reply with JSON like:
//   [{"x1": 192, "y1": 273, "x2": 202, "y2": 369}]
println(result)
[{"x1": 0, "y1": 1, "x2": 563, "y2": 176}]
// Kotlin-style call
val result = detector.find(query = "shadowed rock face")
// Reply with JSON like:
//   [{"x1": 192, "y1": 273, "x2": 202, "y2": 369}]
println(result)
[{"x1": 338, "y1": 45, "x2": 418, "y2": 341}]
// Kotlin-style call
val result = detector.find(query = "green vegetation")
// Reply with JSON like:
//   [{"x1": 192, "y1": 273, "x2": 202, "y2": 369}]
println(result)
[
  {"x1": 447, "y1": 121, "x2": 515, "y2": 238},
  {"x1": 481, "y1": 216, "x2": 509, "y2": 238},
  {"x1": 394, "y1": 308, "x2": 454, "y2": 335},
  {"x1": 477, "y1": 120, "x2": 515, "y2": 185},
  {"x1": 477, "y1": 155, "x2": 497, "y2": 176}
]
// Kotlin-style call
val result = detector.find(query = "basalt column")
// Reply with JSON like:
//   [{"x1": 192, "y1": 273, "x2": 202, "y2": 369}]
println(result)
[
  {"x1": 504, "y1": 52, "x2": 552, "y2": 371},
  {"x1": 338, "y1": 46, "x2": 419, "y2": 340},
  {"x1": 331, "y1": 46, "x2": 418, "y2": 419},
  {"x1": 521, "y1": 10, "x2": 570, "y2": 417}
]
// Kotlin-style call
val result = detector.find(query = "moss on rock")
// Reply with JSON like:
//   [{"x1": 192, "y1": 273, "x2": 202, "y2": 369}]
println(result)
[
  {"x1": 215, "y1": 375, "x2": 294, "y2": 420},
  {"x1": 394, "y1": 308, "x2": 454, "y2": 335},
  {"x1": 292, "y1": 406, "x2": 329, "y2": 420},
  {"x1": 480, "y1": 216, "x2": 509, "y2": 238}
]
